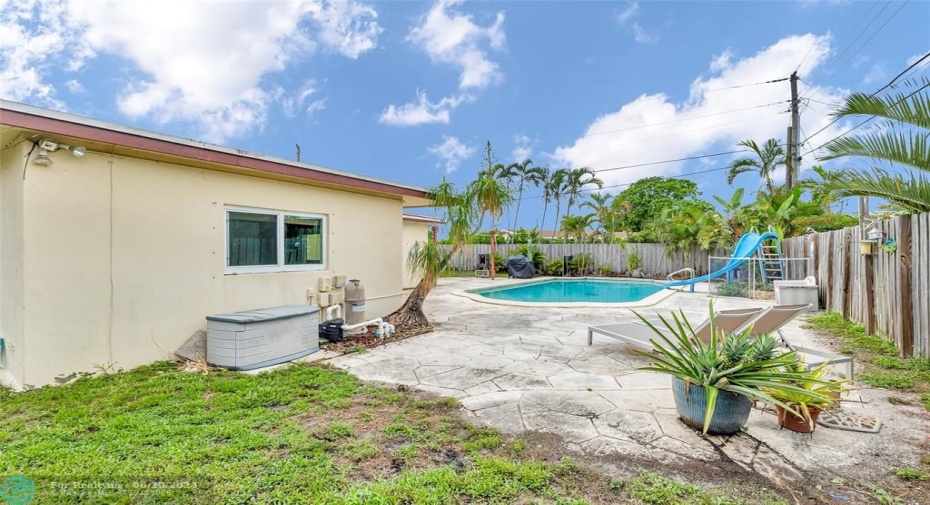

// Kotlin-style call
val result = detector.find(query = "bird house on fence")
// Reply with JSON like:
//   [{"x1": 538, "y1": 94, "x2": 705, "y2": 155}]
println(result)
[{"x1": 860, "y1": 228, "x2": 885, "y2": 255}]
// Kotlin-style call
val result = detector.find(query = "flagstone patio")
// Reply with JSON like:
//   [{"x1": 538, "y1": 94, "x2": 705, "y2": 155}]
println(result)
[{"x1": 325, "y1": 277, "x2": 930, "y2": 490}]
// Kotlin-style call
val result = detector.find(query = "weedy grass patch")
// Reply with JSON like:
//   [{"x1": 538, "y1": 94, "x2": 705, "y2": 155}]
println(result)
[
  {"x1": 808, "y1": 312, "x2": 930, "y2": 410},
  {"x1": 1, "y1": 361, "x2": 782, "y2": 504}
]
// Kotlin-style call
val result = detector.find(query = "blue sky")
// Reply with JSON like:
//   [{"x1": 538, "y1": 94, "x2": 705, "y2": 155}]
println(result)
[{"x1": 3, "y1": 0, "x2": 928, "y2": 230}]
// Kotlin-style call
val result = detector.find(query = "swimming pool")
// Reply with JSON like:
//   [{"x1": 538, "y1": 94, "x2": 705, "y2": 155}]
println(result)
[{"x1": 458, "y1": 278, "x2": 673, "y2": 307}]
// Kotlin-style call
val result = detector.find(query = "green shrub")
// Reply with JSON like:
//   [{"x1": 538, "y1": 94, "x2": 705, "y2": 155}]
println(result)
[
  {"x1": 714, "y1": 280, "x2": 749, "y2": 297},
  {"x1": 627, "y1": 251, "x2": 642, "y2": 271}
]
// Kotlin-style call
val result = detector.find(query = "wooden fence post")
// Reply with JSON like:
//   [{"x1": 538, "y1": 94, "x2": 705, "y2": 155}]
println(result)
[{"x1": 897, "y1": 217, "x2": 914, "y2": 358}]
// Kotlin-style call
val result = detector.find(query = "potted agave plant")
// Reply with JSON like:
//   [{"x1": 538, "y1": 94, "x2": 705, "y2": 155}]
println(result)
[
  {"x1": 765, "y1": 358, "x2": 851, "y2": 433},
  {"x1": 635, "y1": 303, "x2": 832, "y2": 435}
]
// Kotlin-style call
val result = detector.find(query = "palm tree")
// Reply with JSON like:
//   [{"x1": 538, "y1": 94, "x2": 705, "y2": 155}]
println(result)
[
  {"x1": 502, "y1": 158, "x2": 546, "y2": 237},
  {"x1": 547, "y1": 168, "x2": 570, "y2": 245},
  {"x1": 727, "y1": 139, "x2": 786, "y2": 194},
  {"x1": 386, "y1": 238, "x2": 452, "y2": 331},
  {"x1": 563, "y1": 167, "x2": 603, "y2": 242},
  {"x1": 817, "y1": 78, "x2": 930, "y2": 214},
  {"x1": 385, "y1": 160, "x2": 511, "y2": 329},
  {"x1": 470, "y1": 142, "x2": 514, "y2": 276},
  {"x1": 537, "y1": 167, "x2": 552, "y2": 238},
  {"x1": 560, "y1": 213, "x2": 596, "y2": 242},
  {"x1": 801, "y1": 166, "x2": 846, "y2": 213},
  {"x1": 386, "y1": 179, "x2": 469, "y2": 331},
  {"x1": 581, "y1": 192, "x2": 614, "y2": 240}
]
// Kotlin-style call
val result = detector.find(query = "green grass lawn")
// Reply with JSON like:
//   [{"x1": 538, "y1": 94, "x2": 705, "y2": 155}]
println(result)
[
  {"x1": 0, "y1": 361, "x2": 779, "y2": 504},
  {"x1": 806, "y1": 312, "x2": 930, "y2": 411}
]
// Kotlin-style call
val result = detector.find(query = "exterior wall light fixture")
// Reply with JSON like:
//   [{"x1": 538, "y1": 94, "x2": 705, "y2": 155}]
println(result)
[{"x1": 32, "y1": 138, "x2": 87, "y2": 165}]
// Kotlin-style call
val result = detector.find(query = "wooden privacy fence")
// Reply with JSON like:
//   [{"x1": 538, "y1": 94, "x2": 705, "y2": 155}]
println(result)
[
  {"x1": 442, "y1": 243, "x2": 725, "y2": 278},
  {"x1": 783, "y1": 212, "x2": 930, "y2": 358}
]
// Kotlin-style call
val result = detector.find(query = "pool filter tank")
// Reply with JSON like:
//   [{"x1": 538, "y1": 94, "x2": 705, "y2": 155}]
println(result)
[{"x1": 344, "y1": 279, "x2": 366, "y2": 326}]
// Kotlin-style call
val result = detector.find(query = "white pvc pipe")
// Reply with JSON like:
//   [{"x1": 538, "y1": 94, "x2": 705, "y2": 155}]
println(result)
[
  {"x1": 328, "y1": 314, "x2": 395, "y2": 339},
  {"x1": 324, "y1": 304, "x2": 342, "y2": 321},
  {"x1": 342, "y1": 317, "x2": 383, "y2": 332}
]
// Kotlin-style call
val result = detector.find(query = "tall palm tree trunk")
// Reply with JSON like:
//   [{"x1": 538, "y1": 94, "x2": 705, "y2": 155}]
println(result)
[{"x1": 512, "y1": 181, "x2": 524, "y2": 244}]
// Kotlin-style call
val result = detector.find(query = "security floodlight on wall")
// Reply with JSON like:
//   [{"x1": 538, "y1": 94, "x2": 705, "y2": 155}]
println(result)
[
  {"x1": 32, "y1": 138, "x2": 87, "y2": 165},
  {"x1": 33, "y1": 148, "x2": 53, "y2": 166}
]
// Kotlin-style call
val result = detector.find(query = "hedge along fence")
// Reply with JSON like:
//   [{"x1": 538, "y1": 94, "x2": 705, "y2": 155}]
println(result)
[
  {"x1": 441, "y1": 243, "x2": 726, "y2": 278},
  {"x1": 782, "y1": 212, "x2": 930, "y2": 358}
]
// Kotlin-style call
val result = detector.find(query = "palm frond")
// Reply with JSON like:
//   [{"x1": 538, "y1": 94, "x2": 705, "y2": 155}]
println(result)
[
  {"x1": 820, "y1": 130, "x2": 930, "y2": 172},
  {"x1": 823, "y1": 168, "x2": 930, "y2": 213},
  {"x1": 833, "y1": 78, "x2": 930, "y2": 129}
]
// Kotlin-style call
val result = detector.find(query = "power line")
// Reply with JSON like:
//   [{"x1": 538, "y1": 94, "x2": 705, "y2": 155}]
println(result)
[
  {"x1": 584, "y1": 166, "x2": 733, "y2": 194},
  {"x1": 518, "y1": 165, "x2": 734, "y2": 201},
  {"x1": 802, "y1": 80, "x2": 930, "y2": 157},
  {"x1": 594, "y1": 150, "x2": 747, "y2": 174},
  {"x1": 822, "y1": 0, "x2": 892, "y2": 77},
  {"x1": 831, "y1": 0, "x2": 910, "y2": 78},
  {"x1": 802, "y1": 95, "x2": 838, "y2": 107},
  {"x1": 566, "y1": 111, "x2": 787, "y2": 155},
  {"x1": 874, "y1": 51, "x2": 930, "y2": 95},
  {"x1": 798, "y1": 1, "x2": 891, "y2": 104},
  {"x1": 800, "y1": 55, "x2": 929, "y2": 147},
  {"x1": 703, "y1": 76, "x2": 789, "y2": 93},
  {"x1": 575, "y1": 101, "x2": 787, "y2": 139}
]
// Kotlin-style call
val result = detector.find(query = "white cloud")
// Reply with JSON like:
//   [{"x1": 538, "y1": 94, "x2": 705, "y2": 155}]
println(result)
[
  {"x1": 617, "y1": 1, "x2": 638, "y2": 24},
  {"x1": 407, "y1": 0, "x2": 506, "y2": 90},
  {"x1": 278, "y1": 81, "x2": 327, "y2": 119},
  {"x1": 427, "y1": 135, "x2": 475, "y2": 173},
  {"x1": 906, "y1": 52, "x2": 930, "y2": 74},
  {"x1": 379, "y1": 90, "x2": 470, "y2": 126},
  {"x1": 511, "y1": 134, "x2": 533, "y2": 163},
  {"x1": 614, "y1": 0, "x2": 656, "y2": 44},
  {"x1": 863, "y1": 63, "x2": 887, "y2": 84},
  {"x1": 64, "y1": 79, "x2": 84, "y2": 93},
  {"x1": 553, "y1": 34, "x2": 846, "y2": 190},
  {"x1": 631, "y1": 22, "x2": 657, "y2": 44},
  {"x1": 1, "y1": 0, "x2": 382, "y2": 142},
  {"x1": 307, "y1": 0, "x2": 383, "y2": 59},
  {"x1": 850, "y1": 55, "x2": 870, "y2": 69},
  {"x1": 907, "y1": 53, "x2": 927, "y2": 66},
  {"x1": 0, "y1": 0, "x2": 90, "y2": 108}
]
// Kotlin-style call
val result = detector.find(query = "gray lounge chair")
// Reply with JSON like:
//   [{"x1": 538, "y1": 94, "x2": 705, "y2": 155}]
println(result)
[
  {"x1": 745, "y1": 304, "x2": 855, "y2": 379},
  {"x1": 586, "y1": 306, "x2": 769, "y2": 350},
  {"x1": 587, "y1": 303, "x2": 855, "y2": 380}
]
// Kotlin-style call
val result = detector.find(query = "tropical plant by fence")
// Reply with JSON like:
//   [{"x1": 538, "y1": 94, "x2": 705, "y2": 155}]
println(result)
[
  {"x1": 441, "y1": 243, "x2": 726, "y2": 278},
  {"x1": 783, "y1": 212, "x2": 930, "y2": 358}
]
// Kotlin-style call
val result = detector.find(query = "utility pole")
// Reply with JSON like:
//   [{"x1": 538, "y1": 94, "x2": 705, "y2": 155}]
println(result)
[
  {"x1": 787, "y1": 71, "x2": 801, "y2": 189},
  {"x1": 786, "y1": 126, "x2": 794, "y2": 190},
  {"x1": 295, "y1": 143, "x2": 301, "y2": 162}
]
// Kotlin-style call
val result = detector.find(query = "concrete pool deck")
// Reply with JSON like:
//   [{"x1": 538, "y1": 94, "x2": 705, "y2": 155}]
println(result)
[{"x1": 325, "y1": 276, "x2": 930, "y2": 489}]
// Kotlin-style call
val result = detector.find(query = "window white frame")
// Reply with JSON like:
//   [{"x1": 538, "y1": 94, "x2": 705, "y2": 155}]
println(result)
[{"x1": 225, "y1": 206, "x2": 327, "y2": 274}]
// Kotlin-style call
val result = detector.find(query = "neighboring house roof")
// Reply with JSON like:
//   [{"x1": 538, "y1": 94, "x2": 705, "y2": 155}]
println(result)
[
  {"x1": 402, "y1": 213, "x2": 443, "y2": 224},
  {"x1": 519, "y1": 230, "x2": 629, "y2": 239},
  {"x1": 0, "y1": 100, "x2": 431, "y2": 206}
]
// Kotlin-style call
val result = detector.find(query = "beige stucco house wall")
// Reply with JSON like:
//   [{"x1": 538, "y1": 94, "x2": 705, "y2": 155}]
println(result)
[
  {"x1": 401, "y1": 214, "x2": 442, "y2": 289},
  {"x1": 0, "y1": 101, "x2": 430, "y2": 389}
]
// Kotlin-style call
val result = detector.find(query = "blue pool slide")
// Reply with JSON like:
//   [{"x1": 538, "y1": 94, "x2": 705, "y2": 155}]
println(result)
[{"x1": 662, "y1": 232, "x2": 780, "y2": 290}]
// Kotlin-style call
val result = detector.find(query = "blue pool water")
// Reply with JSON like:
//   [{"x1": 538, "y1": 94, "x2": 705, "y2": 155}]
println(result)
[{"x1": 470, "y1": 279, "x2": 663, "y2": 303}]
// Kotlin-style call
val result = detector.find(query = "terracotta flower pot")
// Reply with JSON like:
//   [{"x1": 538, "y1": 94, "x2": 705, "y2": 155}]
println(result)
[{"x1": 775, "y1": 405, "x2": 822, "y2": 433}]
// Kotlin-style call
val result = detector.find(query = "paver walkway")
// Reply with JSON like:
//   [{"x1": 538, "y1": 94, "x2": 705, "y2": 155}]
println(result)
[{"x1": 327, "y1": 277, "x2": 929, "y2": 487}]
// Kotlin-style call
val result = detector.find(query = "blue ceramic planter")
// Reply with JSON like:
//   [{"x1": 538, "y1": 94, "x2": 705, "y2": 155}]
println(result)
[{"x1": 671, "y1": 377, "x2": 752, "y2": 435}]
